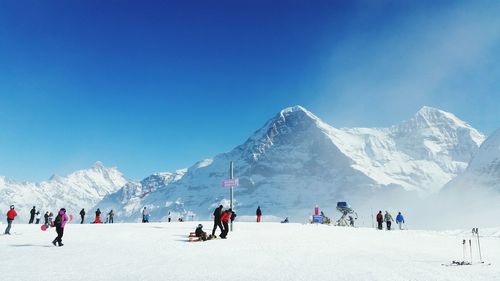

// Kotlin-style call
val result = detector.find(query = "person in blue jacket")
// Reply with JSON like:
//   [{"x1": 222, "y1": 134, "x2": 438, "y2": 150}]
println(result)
[{"x1": 396, "y1": 212, "x2": 405, "y2": 230}]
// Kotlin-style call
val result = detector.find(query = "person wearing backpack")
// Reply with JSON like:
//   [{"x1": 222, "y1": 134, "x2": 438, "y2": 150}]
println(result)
[
  {"x1": 4, "y1": 205, "x2": 17, "y2": 235},
  {"x1": 52, "y1": 208, "x2": 68, "y2": 247},
  {"x1": 376, "y1": 211, "x2": 383, "y2": 230},
  {"x1": 384, "y1": 211, "x2": 394, "y2": 230}
]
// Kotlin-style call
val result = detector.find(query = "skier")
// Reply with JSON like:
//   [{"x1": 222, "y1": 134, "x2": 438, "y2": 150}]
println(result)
[
  {"x1": 142, "y1": 207, "x2": 149, "y2": 223},
  {"x1": 168, "y1": 211, "x2": 172, "y2": 222},
  {"x1": 29, "y1": 206, "x2": 36, "y2": 224},
  {"x1": 44, "y1": 211, "x2": 49, "y2": 226},
  {"x1": 219, "y1": 209, "x2": 231, "y2": 239},
  {"x1": 195, "y1": 224, "x2": 208, "y2": 241},
  {"x1": 211, "y1": 205, "x2": 223, "y2": 237},
  {"x1": 52, "y1": 208, "x2": 68, "y2": 247},
  {"x1": 108, "y1": 210, "x2": 114, "y2": 224},
  {"x1": 35, "y1": 211, "x2": 41, "y2": 224},
  {"x1": 376, "y1": 211, "x2": 383, "y2": 230},
  {"x1": 384, "y1": 211, "x2": 394, "y2": 230},
  {"x1": 281, "y1": 217, "x2": 289, "y2": 223},
  {"x1": 80, "y1": 208, "x2": 85, "y2": 224},
  {"x1": 396, "y1": 212, "x2": 405, "y2": 230},
  {"x1": 256, "y1": 206, "x2": 262, "y2": 223},
  {"x1": 93, "y1": 208, "x2": 102, "y2": 224},
  {"x1": 4, "y1": 205, "x2": 17, "y2": 235}
]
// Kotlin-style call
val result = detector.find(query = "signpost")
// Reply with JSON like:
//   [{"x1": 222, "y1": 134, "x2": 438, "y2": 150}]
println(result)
[{"x1": 222, "y1": 161, "x2": 238, "y2": 231}]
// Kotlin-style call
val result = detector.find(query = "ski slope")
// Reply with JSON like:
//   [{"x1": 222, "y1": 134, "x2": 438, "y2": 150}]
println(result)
[{"x1": 1, "y1": 222, "x2": 499, "y2": 281}]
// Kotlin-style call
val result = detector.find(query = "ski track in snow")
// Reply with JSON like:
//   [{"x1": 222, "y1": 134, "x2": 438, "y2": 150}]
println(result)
[{"x1": 1, "y1": 222, "x2": 499, "y2": 281}]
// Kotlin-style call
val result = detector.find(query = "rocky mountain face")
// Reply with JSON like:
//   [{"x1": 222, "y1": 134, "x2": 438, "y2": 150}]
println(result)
[
  {"x1": 0, "y1": 162, "x2": 127, "y2": 222},
  {"x1": 94, "y1": 106, "x2": 485, "y2": 222}
]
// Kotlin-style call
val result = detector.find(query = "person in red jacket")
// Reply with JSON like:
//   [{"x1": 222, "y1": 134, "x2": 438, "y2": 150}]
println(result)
[
  {"x1": 219, "y1": 209, "x2": 231, "y2": 239},
  {"x1": 5, "y1": 205, "x2": 17, "y2": 235},
  {"x1": 376, "y1": 211, "x2": 383, "y2": 230}
]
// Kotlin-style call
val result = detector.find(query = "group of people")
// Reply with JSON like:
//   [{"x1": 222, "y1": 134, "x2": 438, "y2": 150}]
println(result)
[
  {"x1": 82, "y1": 208, "x2": 115, "y2": 224},
  {"x1": 195, "y1": 205, "x2": 237, "y2": 241},
  {"x1": 4, "y1": 205, "x2": 69, "y2": 247},
  {"x1": 376, "y1": 211, "x2": 405, "y2": 230}
]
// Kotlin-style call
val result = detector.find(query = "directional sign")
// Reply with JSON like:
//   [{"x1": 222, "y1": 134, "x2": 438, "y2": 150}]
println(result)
[{"x1": 222, "y1": 178, "x2": 239, "y2": 187}]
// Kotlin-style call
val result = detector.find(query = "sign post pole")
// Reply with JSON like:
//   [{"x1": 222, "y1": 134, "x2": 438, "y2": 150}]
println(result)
[{"x1": 230, "y1": 161, "x2": 234, "y2": 232}]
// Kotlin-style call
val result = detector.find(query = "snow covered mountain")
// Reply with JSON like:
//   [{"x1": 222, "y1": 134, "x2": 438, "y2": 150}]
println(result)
[
  {"x1": 443, "y1": 128, "x2": 500, "y2": 191},
  {"x1": 0, "y1": 162, "x2": 128, "y2": 221},
  {"x1": 95, "y1": 106, "x2": 485, "y2": 222},
  {"x1": 92, "y1": 169, "x2": 187, "y2": 222}
]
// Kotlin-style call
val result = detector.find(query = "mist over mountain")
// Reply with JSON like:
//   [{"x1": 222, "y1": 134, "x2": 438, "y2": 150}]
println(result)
[
  {"x1": 2, "y1": 105, "x2": 494, "y2": 228},
  {"x1": 93, "y1": 106, "x2": 486, "y2": 226}
]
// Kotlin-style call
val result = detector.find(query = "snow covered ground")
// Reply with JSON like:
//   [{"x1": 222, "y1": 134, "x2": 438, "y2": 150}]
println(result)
[{"x1": 1, "y1": 222, "x2": 499, "y2": 281}]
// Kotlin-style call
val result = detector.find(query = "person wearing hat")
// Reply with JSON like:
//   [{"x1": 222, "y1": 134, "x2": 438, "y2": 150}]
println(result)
[
  {"x1": 195, "y1": 224, "x2": 208, "y2": 241},
  {"x1": 52, "y1": 208, "x2": 68, "y2": 247},
  {"x1": 4, "y1": 205, "x2": 17, "y2": 235}
]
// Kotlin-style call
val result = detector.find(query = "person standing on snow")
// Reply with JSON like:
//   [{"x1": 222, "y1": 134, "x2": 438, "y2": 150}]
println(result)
[
  {"x1": 219, "y1": 209, "x2": 231, "y2": 239},
  {"x1": 384, "y1": 211, "x2": 394, "y2": 230},
  {"x1": 142, "y1": 207, "x2": 149, "y2": 223},
  {"x1": 230, "y1": 209, "x2": 237, "y2": 223},
  {"x1": 94, "y1": 208, "x2": 102, "y2": 224},
  {"x1": 168, "y1": 211, "x2": 172, "y2": 223},
  {"x1": 80, "y1": 208, "x2": 86, "y2": 224},
  {"x1": 396, "y1": 212, "x2": 405, "y2": 230},
  {"x1": 376, "y1": 211, "x2": 383, "y2": 230},
  {"x1": 108, "y1": 210, "x2": 114, "y2": 224},
  {"x1": 48, "y1": 212, "x2": 54, "y2": 227},
  {"x1": 52, "y1": 208, "x2": 69, "y2": 247},
  {"x1": 35, "y1": 211, "x2": 41, "y2": 224},
  {"x1": 4, "y1": 205, "x2": 17, "y2": 235},
  {"x1": 44, "y1": 211, "x2": 49, "y2": 226},
  {"x1": 256, "y1": 206, "x2": 262, "y2": 223},
  {"x1": 211, "y1": 205, "x2": 223, "y2": 237},
  {"x1": 29, "y1": 206, "x2": 36, "y2": 224}
]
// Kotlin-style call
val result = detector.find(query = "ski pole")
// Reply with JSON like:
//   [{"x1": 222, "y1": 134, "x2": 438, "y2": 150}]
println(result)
[
  {"x1": 469, "y1": 239, "x2": 473, "y2": 264},
  {"x1": 473, "y1": 228, "x2": 483, "y2": 263}
]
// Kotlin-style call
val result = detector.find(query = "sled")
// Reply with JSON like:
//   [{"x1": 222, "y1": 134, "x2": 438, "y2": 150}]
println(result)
[{"x1": 188, "y1": 232, "x2": 200, "y2": 242}]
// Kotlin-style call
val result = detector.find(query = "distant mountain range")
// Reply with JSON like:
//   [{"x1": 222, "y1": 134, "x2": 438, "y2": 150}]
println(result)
[{"x1": 2, "y1": 106, "x2": 496, "y2": 223}]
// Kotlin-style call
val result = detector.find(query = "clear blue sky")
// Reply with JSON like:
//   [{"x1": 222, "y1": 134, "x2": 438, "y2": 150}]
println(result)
[{"x1": 1, "y1": 0, "x2": 499, "y2": 181}]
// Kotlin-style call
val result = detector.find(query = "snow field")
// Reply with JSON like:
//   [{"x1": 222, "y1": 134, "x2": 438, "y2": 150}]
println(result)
[{"x1": 1, "y1": 222, "x2": 499, "y2": 281}]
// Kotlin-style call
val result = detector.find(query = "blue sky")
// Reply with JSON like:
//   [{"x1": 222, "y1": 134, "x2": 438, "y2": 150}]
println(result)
[{"x1": 0, "y1": 0, "x2": 499, "y2": 181}]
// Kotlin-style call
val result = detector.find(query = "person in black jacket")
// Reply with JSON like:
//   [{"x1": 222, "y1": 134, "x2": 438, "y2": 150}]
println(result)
[
  {"x1": 80, "y1": 208, "x2": 85, "y2": 224},
  {"x1": 29, "y1": 206, "x2": 36, "y2": 224},
  {"x1": 256, "y1": 206, "x2": 262, "y2": 223},
  {"x1": 44, "y1": 211, "x2": 49, "y2": 226},
  {"x1": 211, "y1": 205, "x2": 223, "y2": 237},
  {"x1": 195, "y1": 224, "x2": 208, "y2": 241}
]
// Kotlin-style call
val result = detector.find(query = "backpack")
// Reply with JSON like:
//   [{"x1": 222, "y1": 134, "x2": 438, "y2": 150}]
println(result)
[{"x1": 54, "y1": 214, "x2": 62, "y2": 226}]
